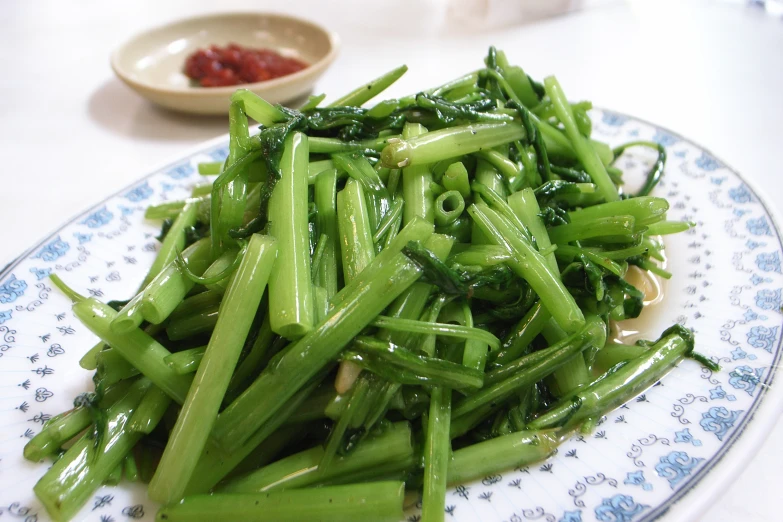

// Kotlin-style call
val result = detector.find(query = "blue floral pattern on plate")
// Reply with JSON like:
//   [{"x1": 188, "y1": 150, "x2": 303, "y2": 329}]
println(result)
[{"x1": 1, "y1": 112, "x2": 782, "y2": 522}]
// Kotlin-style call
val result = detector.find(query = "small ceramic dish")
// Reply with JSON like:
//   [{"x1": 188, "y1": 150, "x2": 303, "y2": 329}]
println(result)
[{"x1": 111, "y1": 12, "x2": 339, "y2": 115}]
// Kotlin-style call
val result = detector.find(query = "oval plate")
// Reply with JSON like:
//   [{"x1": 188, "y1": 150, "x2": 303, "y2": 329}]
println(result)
[{"x1": 0, "y1": 110, "x2": 781, "y2": 522}]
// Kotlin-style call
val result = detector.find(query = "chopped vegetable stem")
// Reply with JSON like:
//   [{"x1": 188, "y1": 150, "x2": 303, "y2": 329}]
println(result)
[
  {"x1": 149, "y1": 234, "x2": 278, "y2": 504},
  {"x1": 267, "y1": 132, "x2": 314, "y2": 340}
]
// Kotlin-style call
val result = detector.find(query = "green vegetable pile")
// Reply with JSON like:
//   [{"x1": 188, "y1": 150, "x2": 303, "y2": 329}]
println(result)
[{"x1": 28, "y1": 47, "x2": 714, "y2": 522}]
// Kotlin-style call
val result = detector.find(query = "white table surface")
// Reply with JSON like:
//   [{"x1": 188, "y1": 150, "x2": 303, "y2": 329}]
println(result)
[{"x1": 1, "y1": 0, "x2": 780, "y2": 520}]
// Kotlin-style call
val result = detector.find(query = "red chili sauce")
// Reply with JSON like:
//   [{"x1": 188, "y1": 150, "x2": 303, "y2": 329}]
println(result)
[{"x1": 184, "y1": 43, "x2": 308, "y2": 87}]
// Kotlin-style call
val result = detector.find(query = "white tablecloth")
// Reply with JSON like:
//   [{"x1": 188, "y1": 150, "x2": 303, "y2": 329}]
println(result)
[{"x1": 1, "y1": 0, "x2": 780, "y2": 519}]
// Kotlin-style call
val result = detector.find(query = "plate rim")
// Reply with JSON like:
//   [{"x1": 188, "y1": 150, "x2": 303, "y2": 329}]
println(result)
[
  {"x1": 603, "y1": 110, "x2": 783, "y2": 522},
  {"x1": 1, "y1": 110, "x2": 781, "y2": 522}
]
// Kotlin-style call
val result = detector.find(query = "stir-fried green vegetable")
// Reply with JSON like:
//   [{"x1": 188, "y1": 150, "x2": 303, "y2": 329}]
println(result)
[{"x1": 29, "y1": 47, "x2": 714, "y2": 522}]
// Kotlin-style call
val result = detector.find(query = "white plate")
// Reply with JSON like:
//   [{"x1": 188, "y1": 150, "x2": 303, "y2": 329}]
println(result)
[{"x1": 0, "y1": 110, "x2": 781, "y2": 522}]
